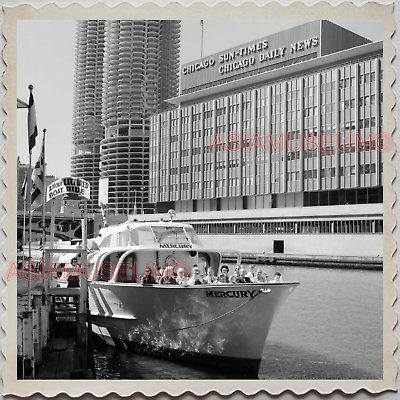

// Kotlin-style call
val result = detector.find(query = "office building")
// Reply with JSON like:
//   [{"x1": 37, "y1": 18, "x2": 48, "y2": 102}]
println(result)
[{"x1": 150, "y1": 21, "x2": 384, "y2": 259}]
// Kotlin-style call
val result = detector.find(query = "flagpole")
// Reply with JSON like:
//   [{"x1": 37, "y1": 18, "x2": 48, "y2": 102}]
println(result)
[
  {"x1": 23, "y1": 195, "x2": 26, "y2": 247},
  {"x1": 41, "y1": 129, "x2": 46, "y2": 283},
  {"x1": 27, "y1": 85, "x2": 34, "y2": 312},
  {"x1": 22, "y1": 171, "x2": 27, "y2": 247}
]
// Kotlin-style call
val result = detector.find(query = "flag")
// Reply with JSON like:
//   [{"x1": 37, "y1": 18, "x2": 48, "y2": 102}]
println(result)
[
  {"x1": 31, "y1": 139, "x2": 44, "y2": 211},
  {"x1": 20, "y1": 171, "x2": 28, "y2": 199},
  {"x1": 17, "y1": 98, "x2": 29, "y2": 109},
  {"x1": 28, "y1": 90, "x2": 38, "y2": 152}
]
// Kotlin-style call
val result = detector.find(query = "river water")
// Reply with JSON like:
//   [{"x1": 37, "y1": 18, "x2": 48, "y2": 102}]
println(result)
[{"x1": 93, "y1": 265, "x2": 383, "y2": 380}]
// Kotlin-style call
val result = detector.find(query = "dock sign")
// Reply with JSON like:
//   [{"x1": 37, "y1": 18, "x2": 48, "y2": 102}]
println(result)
[{"x1": 46, "y1": 177, "x2": 91, "y2": 201}]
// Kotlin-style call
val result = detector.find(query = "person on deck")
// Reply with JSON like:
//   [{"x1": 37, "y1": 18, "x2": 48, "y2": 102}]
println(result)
[
  {"x1": 213, "y1": 273, "x2": 230, "y2": 284},
  {"x1": 245, "y1": 264, "x2": 256, "y2": 280},
  {"x1": 202, "y1": 266, "x2": 217, "y2": 284},
  {"x1": 142, "y1": 265, "x2": 156, "y2": 284},
  {"x1": 220, "y1": 265, "x2": 230, "y2": 278},
  {"x1": 272, "y1": 272, "x2": 283, "y2": 283},
  {"x1": 232, "y1": 267, "x2": 252, "y2": 283},
  {"x1": 212, "y1": 265, "x2": 230, "y2": 284},
  {"x1": 252, "y1": 269, "x2": 267, "y2": 283},
  {"x1": 176, "y1": 268, "x2": 188, "y2": 286},
  {"x1": 187, "y1": 266, "x2": 203, "y2": 285},
  {"x1": 67, "y1": 257, "x2": 80, "y2": 304},
  {"x1": 229, "y1": 265, "x2": 241, "y2": 283},
  {"x1": 67, "y1": 258, "x2": 80, "y2": 288},
  {"x1": 159, "y1": 266, "x2": 177, "y2": 284}
]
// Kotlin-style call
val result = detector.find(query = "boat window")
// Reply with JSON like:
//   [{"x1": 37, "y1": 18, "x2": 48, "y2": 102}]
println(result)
[
  {"x1": 117, "y1": 231, "x2": 131, "y2": 247},
  {"x1": 99, "y1": 234, "x2": 112, "y2": 248},
  {"x1": 117, "y1": 254, "x2": 136, "y2": 283},
  {"x1": 98, "y1": 226, "x2": 201, "y2": 248},
  {"x1": 136, "y1": 226, "x2": 157, "y2": 245},
  {"x1": 99, "y1": 233, "x2": 120, "y2": 247},
  {"x1": 152, "y1": 226, "x2": 190, "y2": 245},
  {"x1": 98, "y1": 259, "x2": 116, "y2": 281}
]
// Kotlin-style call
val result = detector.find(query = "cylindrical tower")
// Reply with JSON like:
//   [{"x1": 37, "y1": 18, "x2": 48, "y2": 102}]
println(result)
[
  {"x1": 100, "y1": 20, "x2": 181, "y2": 214},
  {"x1": 159, "y1": 20, "x2": 181, "y2": 109},
  {"x1": 71, "y1": 20, "x2": 105, "y2": 212}
]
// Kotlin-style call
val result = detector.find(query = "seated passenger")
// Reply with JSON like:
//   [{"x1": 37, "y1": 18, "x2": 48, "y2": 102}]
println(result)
[
  {"x1": 245, "y1": 264, "x2": 256, "y2": 280},
  {"x1": 229, "y1": 265, "x2": 241, "y2": 283},
  {"x1": 176, "y1": 267, "x2": 188, "y2": 286},
  {"x1": 213, "y1": 273, "x2": 230, "y2": 284},
  {"x1": 213, "y1": 265, "x2": 230, "y2": 284},
  {"x1": 232, "y1": 267, "x2": 252, "y2": 283},
  {"x1": 187, "y1": 266, "x2": 203, "y2": 285},
  {"x1": 220, "y1": 265, "x2": 230, "y2": 278},
  {"x1": 202, "y1": 266, "x2": 217, "y2": 284},
  {"x1": 142, "y1": 265, "x2": 156, "y2": 284},
  {"x1": 159, "y1": 266, "x2": 177, "y2": 284},
  {"x1": 252, "y1": 269, "x2": 267, "y2": 283},
  {"x1": 272, "y1": 272, "x2": 283, "y2": 283},
  {"x1": 155, "y1": 266, "x2": 164, "y2": 283}
]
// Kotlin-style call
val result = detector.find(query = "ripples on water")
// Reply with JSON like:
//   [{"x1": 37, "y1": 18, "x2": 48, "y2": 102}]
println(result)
[{"x1": 93, "y1": 265, "x2": 383, "y2": 380}]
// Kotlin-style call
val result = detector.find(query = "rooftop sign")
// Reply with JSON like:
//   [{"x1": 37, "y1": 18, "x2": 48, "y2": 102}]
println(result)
[
  {"x1": 182, "y1": 37, "x2": 319, "y2": 77},
  {"x1": 180, "y1": 22, "x2": 323, "y2": 93}
]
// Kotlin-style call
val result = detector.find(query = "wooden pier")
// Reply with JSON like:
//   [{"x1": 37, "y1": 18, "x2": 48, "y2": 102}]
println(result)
[
  {"x1": 18, "y1": 288, "x2": 95, "y2": 380},
  {"x1": 39, "y1": 288, "x2": 95, "y2": 379}
]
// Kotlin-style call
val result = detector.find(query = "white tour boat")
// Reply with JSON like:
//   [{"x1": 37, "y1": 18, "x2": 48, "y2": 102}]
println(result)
[{"x1": 80, "y1": 218, "x2": 299, "y2": 374}]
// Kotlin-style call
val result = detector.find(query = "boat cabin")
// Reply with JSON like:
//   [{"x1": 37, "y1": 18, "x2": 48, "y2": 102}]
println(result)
[{"x1": 87, "y1": 221, "x2": 225, "y2": 283}]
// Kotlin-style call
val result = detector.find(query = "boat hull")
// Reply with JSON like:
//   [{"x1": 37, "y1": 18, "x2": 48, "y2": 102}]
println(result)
[{"x1": 89, "y1": 282, "x2": 298, "y2": 373}]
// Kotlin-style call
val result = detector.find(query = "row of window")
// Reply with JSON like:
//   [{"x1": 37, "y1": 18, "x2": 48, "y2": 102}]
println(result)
[
  {"x1": 162, "y1": 80, "x2": 381, "y2": 134},
  {"x1": 164, "y1": 116, "x2": 379, "y2": 140},
  {"x1": 191, "y1": 219, "x2": 383, "y2": 235},
  {"x1": 303, "y1": 186, "x2": 383, "y2": 207}
]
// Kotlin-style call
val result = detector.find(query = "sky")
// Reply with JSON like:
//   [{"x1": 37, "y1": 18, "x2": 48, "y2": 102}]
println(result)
[{"x1": 17, "y1": 19, "x2": 382, "y2": 179}]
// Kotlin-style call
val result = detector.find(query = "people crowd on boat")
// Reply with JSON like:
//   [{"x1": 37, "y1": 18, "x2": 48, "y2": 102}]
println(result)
[{"x1": 140, "y1": 262, "x2": 281, "y2": 286}]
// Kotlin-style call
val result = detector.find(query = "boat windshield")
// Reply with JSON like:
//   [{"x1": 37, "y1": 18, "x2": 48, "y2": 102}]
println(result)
[
  {"x1": 183, "y1": 226, "x2": 202, "y2": 245},
  {"x1": 151, "y1": 226, "x2": 201, "y2": 246},
  {"x1": 98, "y1": 225, "x2": 202, "y2": 248}
]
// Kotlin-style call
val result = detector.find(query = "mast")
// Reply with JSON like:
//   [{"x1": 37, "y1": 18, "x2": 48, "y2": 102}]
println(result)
[
  {"x1": 41, "y1": 129, "x2": 47, "y2": 262},
  {"x1": 27, "y1": 85, "x2": 37, "y2": 311}
]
